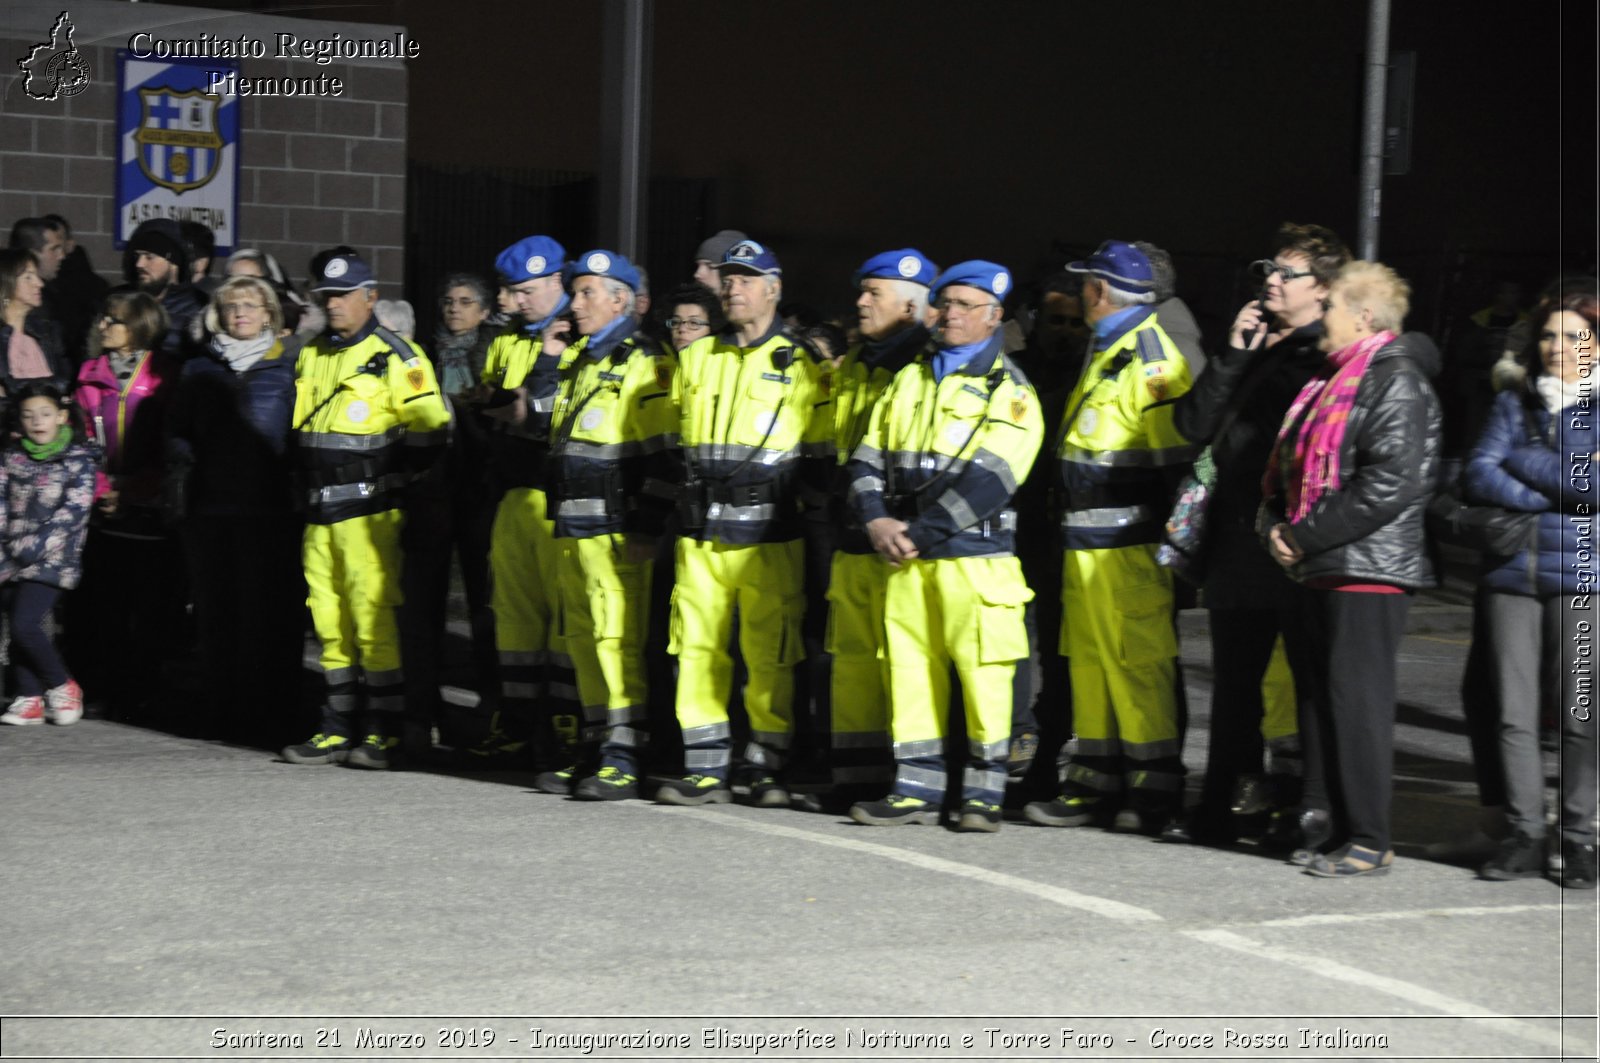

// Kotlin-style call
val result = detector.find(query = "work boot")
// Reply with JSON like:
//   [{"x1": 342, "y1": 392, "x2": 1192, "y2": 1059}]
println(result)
[
  {"x1": 574, "y1": 766, "x2": 639, "y2": 801},
  {"x1": 282, "y1": 732, "x2": 352, "y2": 765},
  {"x1": 1023, "y1": 794, "x2": 1112, "y2": 828},
  {"x1": 532, "y1": 762, "x2": 580, "y2": 795},
  {"x1": 849, "y1": 794, "x2": 938, "y2": 826},
  {"x1": 459, "y1": 712, "x2": 531, "y2": 769},
  {"x1": 957, "y1": 799, "x2": 1003, "y2": 833},
  {"x1": 347, "y1": 734, "x2": 400, "y2": 771},
  {"x1": 653, "y1": 773, "x2": 731, "y2": 806},
  {"x1": 1559, "y1": 839, "x2": 1598, "y2": 890},
  {"x1": 1478, "y1": 830, "x2": 1545, "y2": 881},
  {"x1": 733, "y1": 768, "x2": 790, "y2": 808}
]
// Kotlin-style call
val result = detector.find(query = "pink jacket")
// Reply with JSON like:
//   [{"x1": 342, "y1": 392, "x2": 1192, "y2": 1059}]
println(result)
[{"x1": 74, "y1": 350, "x2": 174, "y2": 508}]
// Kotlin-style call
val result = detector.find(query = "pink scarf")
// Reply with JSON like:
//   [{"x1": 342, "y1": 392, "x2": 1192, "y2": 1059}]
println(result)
[{"x1": 1266, "y1": 329, "x2": 1395, "y2": 522}]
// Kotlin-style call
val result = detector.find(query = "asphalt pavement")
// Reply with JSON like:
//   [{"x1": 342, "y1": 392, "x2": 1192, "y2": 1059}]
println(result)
[{"x1": 1, "y1": 584, "x2": 1596, "y2": 1063}]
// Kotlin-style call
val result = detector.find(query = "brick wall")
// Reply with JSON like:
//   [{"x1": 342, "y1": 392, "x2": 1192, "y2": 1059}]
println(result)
[{"x1": 1, "y1": 0, "x2": 409, "y2": 291}]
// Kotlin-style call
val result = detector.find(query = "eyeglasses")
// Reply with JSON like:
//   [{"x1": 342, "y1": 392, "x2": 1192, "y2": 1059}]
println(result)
[
  {"x1": 667, "y1": 317, "x2": 710, "y2": 330},
  {"x1": 1250, "y1": 259, "x2": 1316, "y2": 282},
  {"x1": 934, "y1": 295, "x2": 998, "y2": 314},
  {"x1": 220, "y1": 301, "x2": 265, "y2": 316},
  {"x1": 440, "y1": 297, "x2": 481, "y2": 309}
]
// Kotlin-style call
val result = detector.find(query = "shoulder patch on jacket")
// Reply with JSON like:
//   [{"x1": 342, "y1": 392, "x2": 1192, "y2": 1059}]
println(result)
[
  {"x1": 1008, "y1": 385, "x2": 1030, "y2": 423},
  {"x1": 654, "y1": 357, "x2": 673, "y2": 390},
  {"x1": 1135, "y1": 329, "x2": 1168, "y2": 365}
]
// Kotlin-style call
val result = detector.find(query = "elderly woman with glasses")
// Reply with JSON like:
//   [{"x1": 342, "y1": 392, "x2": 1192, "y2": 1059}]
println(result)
[
  {"x1": 1259, "y1": 260, "x2": 1442, "y2": 878},
  {"x1": 163, "y1": 274, "x2": 300, "y2": 743}
]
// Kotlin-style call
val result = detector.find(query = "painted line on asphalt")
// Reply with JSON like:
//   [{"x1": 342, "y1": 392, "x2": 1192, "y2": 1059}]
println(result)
[
  {"x1": 1222, "y1": 903, "x2": 1566, "y2": 929},
  {"x1": 1184, "y1": 927, "x2": 1564, "y2": 1050},
  {"x1": 640, "y1": 805, "x2": 1164, "y2": 923}
]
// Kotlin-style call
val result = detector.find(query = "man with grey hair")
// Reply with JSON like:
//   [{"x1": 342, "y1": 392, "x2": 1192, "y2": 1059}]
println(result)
[
  {"x1": 1024, "y1": 240, "x2": 1195, "y2": 835},
  {"x1": 1133, "y1": 240, "x2": 1206, "y2": 375}
]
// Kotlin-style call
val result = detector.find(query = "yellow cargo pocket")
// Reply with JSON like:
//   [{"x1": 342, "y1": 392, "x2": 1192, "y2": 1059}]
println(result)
[
  {"x1": 666, "y1": 586, "x2": 684, "y2": 656},
  {"x1": 1114, "y1": 578, "x2": 1177, "y2": 665},
  {"x1": 977, "y1": 580, "x2": 1033, "y2": 665},
  {"x1": 778, "y1": 594, "x2": 806, "y2": 667}
]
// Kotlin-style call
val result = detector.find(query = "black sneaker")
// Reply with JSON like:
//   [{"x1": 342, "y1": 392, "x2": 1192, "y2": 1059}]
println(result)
[
  {"x1": 282, "y1": 733, "x2": 352, "y2": 765},
  {"x1": 532, "y1": 764, "x2": 579, "y2": 795},
  {"x1": 653, "y1": 773, "x2": 731, "y2": 806},
  {"x1": 1559, "y1": 839, "x2": 1598, "y2": 890},
  {"x1": 957, "y1": 799, "x2": 1003, "y2": 833},
  {"x1": 459, "y1": 727, "x2": 530, "y2": 770},
  {"x1": 849, "y1": 794, "x2": 938, "y2": 826},
  {"x1": 1478, "y1": 830, "x2": 1544, "y2": 881},
  {"x1": 1023, "y1": 795, "x2": 1111, "y2": 828},
  {"x1": 347, "y1": 735, "x2": 400, "y2": 771},
  {"x1": 574, "y1": 766, "x2": 639, "y2": 801},
  {"x1": 734, "y1": 773, "x2": 790, "y2": 808}
]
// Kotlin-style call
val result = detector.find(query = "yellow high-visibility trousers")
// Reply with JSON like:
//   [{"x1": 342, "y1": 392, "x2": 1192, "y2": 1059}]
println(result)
[
  {"x1": 489, "y1": 487, "x2": 578, "y2": 741},
  {"x1": 825, "y1": 550, "x2": 893, "y2": 788},
  {"x1": 303, "y1": 509, "x2": 405, "y2": 733},
  {"x1": 557, "y1": 533, "x2": 652, "y2": 770}
]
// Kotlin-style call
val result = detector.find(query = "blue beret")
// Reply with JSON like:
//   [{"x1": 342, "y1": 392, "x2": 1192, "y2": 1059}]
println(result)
[
  {"x1": 853, "y1": 248, "x2": 939, "y2": 288},
  {"x1": 717, "y1": 239, "x2": 781, "y2": 276},
  {"x1": 310, "y1": 251, "x2": 377, "y2": 292},
  {"x1": 930, "y1": 260, "x2": 1012, "y2": 303},
  {"x1": 1066, "y1": 240, "x2": 1155, "y2": 294},
  {"x1": 496, "y1": 235, "x2": 567, "y2": 284},
  {"x1": 570, "y1": 249, "x2": 642, "y2": 292}
]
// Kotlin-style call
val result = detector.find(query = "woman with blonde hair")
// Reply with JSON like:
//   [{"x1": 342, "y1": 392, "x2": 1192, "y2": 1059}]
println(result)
[{"x1": 1260, "y1": 260, "x2": 1442, "y2": 877}]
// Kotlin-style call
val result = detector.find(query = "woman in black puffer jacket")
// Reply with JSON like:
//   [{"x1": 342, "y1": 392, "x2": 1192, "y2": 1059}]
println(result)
[{"x1": 1260, "y1": 260, "x2": 1441, "y2": 878}]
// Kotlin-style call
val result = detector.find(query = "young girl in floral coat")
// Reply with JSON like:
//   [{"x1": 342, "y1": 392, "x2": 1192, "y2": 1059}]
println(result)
[{"x1": 0, "y1": 383, "x2": 98, "y2": 725}]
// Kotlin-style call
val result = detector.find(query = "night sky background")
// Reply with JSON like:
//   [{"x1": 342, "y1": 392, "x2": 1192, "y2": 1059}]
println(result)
[{"x1": 212, "y1": 0, "x2": 1595, "y2": 336}]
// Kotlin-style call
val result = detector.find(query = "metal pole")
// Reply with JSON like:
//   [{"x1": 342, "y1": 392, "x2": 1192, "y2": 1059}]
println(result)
[
  {"x1": 599, "y1": 0, "x2": 651, "y2": 260},
  {"x1": 1357, "y1": 0, "x2": 1391, "y2": 260}
]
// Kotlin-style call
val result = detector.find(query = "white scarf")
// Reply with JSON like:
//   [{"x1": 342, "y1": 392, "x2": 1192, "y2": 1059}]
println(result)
[
  {"x1": 1535, "y1": 371, "x2": 1589, "y2": 414},
  {"x1": 212, "y1": 332, "x2": 275, "y2": 374}
]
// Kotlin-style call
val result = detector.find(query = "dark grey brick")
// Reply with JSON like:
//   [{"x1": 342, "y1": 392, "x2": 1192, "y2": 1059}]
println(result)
[
  {"x1": 372, "y1": 247, "x2": 406, "y2": 288},
  {"x1": 345, "y1": 210, "x2": 401, "y2": 248},
  {"x1": 288, "y1": 134, "x2": 347, "y2": 172},
  {"x1": 256, "y1": 96, "x2": 314, "y2": 133},
  {"x1": 252, "y1": 167, "x2": 315, "y2": 207},
  {"x1": 378, "y1": 102, "x2": 407, "y2": 140},
  {"x1": 35, "y1": 117, "x2": 101, "y2": 156},
  {"x1": 240, "y1": 204, "x2": 287, "y2": 243},
  {"x1": 0, "y1": 116, "x2": 34, "y2": 154},
  {"x1": 376, "y1": 175, "x2": 405, "y2": 212},
  {"x1": 0, "y1": 191, "x2": 36, "y2": 226},
  {"x1": 349, "y1": 138, "x2": 404, "y2": 177},
  {"x1": 342, "y1": 64, "x2": 407, "y2": 103},
  {"x1": 244, "y1": 131, "x2": 289, "y2": 170},
  {"x1": 318, "y1": 100, "x2": 376, "y2": 138},
  {"x1": 317, "y1": 172, "x2": 376, "y2": 210},
  {"x1": 286, "y1": 207, "x2": 339, "y2": 246},
  {"x1": 65, "y1": 156, "x2": 111, "y2": 195},
  {"x1": 1, "y1": 154, "x2": 65, "y2": 191}
]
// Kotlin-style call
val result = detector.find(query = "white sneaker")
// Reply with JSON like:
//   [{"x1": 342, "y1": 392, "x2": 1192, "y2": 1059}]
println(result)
[
  {"x1": 44, "y1": 679, "x2": 84, "y2": 725},
  {"x1": 0, "y1": 696, "x2": 45, "y2": 726}
]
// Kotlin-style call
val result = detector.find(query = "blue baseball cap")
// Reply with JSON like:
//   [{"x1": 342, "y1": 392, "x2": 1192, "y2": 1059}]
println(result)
[
  {"x1": 496, "y1": 235, "x2": 567, "y2": 284},
  {"x1": 930, "y1": 260, "x2": 1012, "y2": 303},
  {"x1": 310, "y1": 251, "x2": 377, "y2": 292},
  {"x1": 1066, "y1": 240, "x2": 1156, "y2": 294},
  {"x1": 854, "y1": 248, "x2": 939, "y2": 288},
  {"x1": 570, "y1": 249, "x2": 642, "y2": 292},
  {"x1": 717, "y1": 239, "x2": 782, "y2": 276}
]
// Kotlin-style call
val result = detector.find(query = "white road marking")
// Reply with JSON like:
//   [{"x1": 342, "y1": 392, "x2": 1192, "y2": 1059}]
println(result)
[
  {"x1": 640, "y1": 804, "x2": 1163, "y2": 923},
  {"x1": 1185, "y1": 928, "x2": 1564, "y2": 1050},
  {"x1": 1222, "y1": 903, "x2": 1566, "y2": 929}
]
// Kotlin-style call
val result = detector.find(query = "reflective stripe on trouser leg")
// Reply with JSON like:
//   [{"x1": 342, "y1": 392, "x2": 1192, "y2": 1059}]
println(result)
[
  {"x1": 305, "y1": 511, "x2": 404, "y2": 736},
  {"x1": 826, "y1": 550, "x2": 893, "y2": 788},
  {"x1": 884, "y1": 559, "x2": 951, "y2": 805},
  {"x1": 944, "y1": 556, "x2": 1031, "y2": 806},
  {"x1": 490, "y1": 487, "x2": 564, "y2": 738},
  {"x1": 558, "y1": 535, "x2": 653, "y2": 772},
  {"x1": 1060, "y1": 544, "x2": 1178, "y2": 797},
  {"x1": 670, "y1": 538, "x2": 735, "y2": 780},
  {"x1": 364, "y1": 667, "x2": 404, "y2": 737},
  {"x1": 1261, "y1": 635, "x2": 1299, "y2": 741}
]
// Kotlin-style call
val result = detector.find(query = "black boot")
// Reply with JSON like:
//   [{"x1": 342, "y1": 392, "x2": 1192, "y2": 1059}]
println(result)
[{"x1": 1479, "y1": 830, "x2": 1545, "y2": 881}]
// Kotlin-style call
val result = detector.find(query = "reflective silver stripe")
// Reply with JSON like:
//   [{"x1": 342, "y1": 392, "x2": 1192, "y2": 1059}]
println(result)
[
  {"x1": 559, "y1": 439, "x2": 636, "y2": 461},
  {"x1": 706, "y1": 501, "x2": 775, "y2": 523},
  {"x1": 894, "y1": 764, "x2": 946, "y2": 790},
  {"x1": 314, "y1": 474, "x2": 409, "y2": 505},
  {"x1": 367, "y1": 693, "x2": 404, "y2": 714},
  {"x1": 548, "y1": 681, "x2": 580, "y2": 701},
  {"x1": 1059, "y1": 444, "x2": 1156, "y2": 469},
  {"x1": 548, "y1": 651, "x2": 575, "y2": 669},
  {"x1": 1061, "y1": 505, "x2": 1153, "y2": 530},
  {"x1": 1125, "y1": 768, "x2": 1184, "y2": 792},
  {"x1": 529, "y1": 395, "x2": 556, "y2": 413},
  {"x1": 850, "y1": 444, "x2": 884, "y2": 468},
  {"x1": 299, "y1": 429, "x2": 401, "y2": 451},
  {"x1": 1073, "y1": 738, "x2": 1120, "y2": 757},
  {"x1": 1124, "y1": 737, "x2": 1183, "y2": 761},
  {"x1": 893, "y1": 738, "x2": 944, "y2": 759},
  {"x1": 970, "y1": 737, "x2": 1010, "y2": 761},
  {"x1": 971, "y1": 447, "x2": 1019, "y2": 494},
  {"x1": 581, "y1": 702, "x2": 606, "y2": 722},
  {"x1": 681, "y1": 722, "x2": 731, "y2": 744},
  {"x1": 606, "y1": 725, "x2": 642, "y2": 748},
  {"x1": 687, "y1": 443, "x2": 797, "y2": 466},
  {"x1": 639, "y1": 433, "x2": 676, "y2": 455},
  {"x1": 404, "y1": 428, "x2": 448, "y2": 447},
  {"x1": 965, "y1": 768, "x2": 1007, "y2": 794},
  {"x1": 994, "y1": 510, "x2": 1017, "y2": 532},
  {"x1": 557, "y1": 498, "x2": 611, "y2": 518},
  {"x1": 1065, "y1": 762, "x2": 1122, "y2": 791},
  {"x1": 363, "y1": 668, "x2": 403, "y2": 689},
  {"x1": 606, "y1": 705, "x2": 645, "y2": 726},
  {"x1": 327, "y1": 692, "x2": 360, "y2": 713},
  {"x1": 502, "y1": 682, "x2": 539, "y2": 699},
  {"x1": 1151, "y1": 443, "x2": 1200, "y2": 466},
  {"x1": 935, "y1": 490, "x2": 977, "y2": 531},
  {"x1": 831, "y1": 731, "x2": 889, "y2": 750},
  {"x1": 323, "y1": 666, "x2": 357, "y2": 686},
  {"x1": 749, "y1": 729, "x2": 792, "y2": 750},
  {"x1": 685, "y1": 749, "x2": 729, "y2": 770},
  {"x1": 498, "y1": 650, "x2": 544, "y2": 666},
  {"x1": 741, "y1": 742, "x2": 782, "y2": 768},
  {"x1": 889, "y1": 450, "x2": 967, "y2": 475},
  {"x1": 848, "y1": 475, "x2": 881, "y2": 500}
]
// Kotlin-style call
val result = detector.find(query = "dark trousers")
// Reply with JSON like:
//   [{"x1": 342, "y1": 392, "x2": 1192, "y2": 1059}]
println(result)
[
  {"x1": 1202, "y1": 601, "x2": 1314, "y2": 821},
  {"x1": 1300, "y1": 588, "x2": 1410, "y2": 853},
  {"x1": 4, "y1": 581, "x2": 66, "y2": 696},
  {"x1": 183, "y1": 511, "x2": 305, "y2": 743},
  {"x1": 1460, "y1": 584, "x2": 1508, "y2": 808}
]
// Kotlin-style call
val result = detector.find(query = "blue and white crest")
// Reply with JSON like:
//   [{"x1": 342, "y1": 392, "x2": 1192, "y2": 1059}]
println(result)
[{"x1": 135, "y1": 88, "x2": 224, "y2": 192}]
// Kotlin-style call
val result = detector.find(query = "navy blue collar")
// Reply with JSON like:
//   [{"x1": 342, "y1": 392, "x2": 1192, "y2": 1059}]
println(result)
[
  {"x1": 520, "y1": 293, "x2": 572, "y2": 338},
  {"x1": 324, "y1": 314, "x2": 379, "y2": 349},
  {"x1": 864, "y1": 323, "x2": 929, "y2": 372},
  {"x1": 1092, "y1": 305, "x2": 1154, "y2": 352}
]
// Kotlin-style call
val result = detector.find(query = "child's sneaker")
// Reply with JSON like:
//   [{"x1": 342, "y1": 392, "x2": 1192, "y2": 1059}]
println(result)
[
  {"x1": 0, "y1": 696, "x2": 45, "y2": 726},
  {"x1": 44, "y1": 679, "x2": 84, "y2": 725}
]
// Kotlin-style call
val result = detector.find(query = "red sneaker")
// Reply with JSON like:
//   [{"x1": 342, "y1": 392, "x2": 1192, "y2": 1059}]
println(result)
[
  {"x1": 45, "y1": 679, "x2": 84, "y2": 725},
  {"x1": 1, "y1": 696, "x2": 45, "y2": 726}
]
